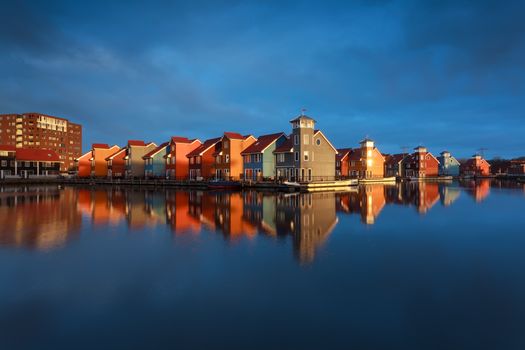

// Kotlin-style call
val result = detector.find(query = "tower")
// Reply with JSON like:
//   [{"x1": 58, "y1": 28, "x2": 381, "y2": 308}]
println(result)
[{"x1": 290, "y1": 114, "x2": 316, "y2": 181}]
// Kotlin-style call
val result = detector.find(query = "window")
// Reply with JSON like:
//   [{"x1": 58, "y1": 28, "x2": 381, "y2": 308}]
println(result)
[
  {"x1": 304, "y1": 151, "x2": 309, "y2": 161},
  {"x1": 223, "y1": 140, "x2": 229, "y2": 149},
  {"x1": 0, "y1": 160, "x2": 6, "y2": 167},
  {"x1": 316, "y1": 139, "x2": 321, "y2": 146},
  {"x1": 294, "y1": 134, "x2": 299, "y2": 145},
  {"x1": 303, "y1": 135, "x2": 309, "y2": 145},
  {"x1": 216, "y1": 156, "x2": 221, "y2": 163},
  {"x1": 190, "y1": 157, "x2": 194, "y2": 164},
  {"x1": 225, "y1": 155, "x2": 230, "y2": 163},
  {"x1": 295, "y1": 152, "x2": 299, "y2": 161},
  {"x1": 277, "y1": 153, "x2": 285, "y2": 163},
  {"x1": 25, "y1": 161, "x2": 30, "y2": 167},
  {"x1": 196, "y1": 157, "x2": 201, "y2": 164}
]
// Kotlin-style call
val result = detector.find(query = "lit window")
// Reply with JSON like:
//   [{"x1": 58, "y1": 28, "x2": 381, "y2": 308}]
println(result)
[{"x1": 304, "y1": 151, "x2": 309, "y2": 161}]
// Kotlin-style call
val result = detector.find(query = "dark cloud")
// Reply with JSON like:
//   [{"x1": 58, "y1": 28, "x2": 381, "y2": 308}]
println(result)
[{"x1": 0, "y1": 0, "x2": 524, "y2": 158}]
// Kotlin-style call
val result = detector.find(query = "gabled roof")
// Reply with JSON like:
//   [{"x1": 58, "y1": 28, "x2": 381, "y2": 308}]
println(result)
[
  {"x1": 105, "y1": 147, "x2": 127, "y2": 161},
  {"x1": 385, "y1": 153, "x2": 407, "y2": 165},
  {"x1": 223, "y1": 132, "x2": 244, "y2": 140},
  {"x1": 289, "y1": 115, "x2": 316, "y2": 123},
  {"x1": 92, "y1": 143, "x2": 110, "y2": 149},
  {"x1": 170, "y1": 136, "x2": 195, "y2": 144},
  {"x1": 348, "y1": 149, "x2": 361, "y2": 161},
  {"x1": 314, "y1": 130, "x2": 338, "y2": 153},
  {"x1": 241, "y1": 132, "x2": 285, "y2": 155},
  {"x1": 16, "y1": 149, "x2": 61, "y2": 162},
  {"x1": 186, "y1": 137, "x2": 221, "y2": 157},
  {"x1": 128, "y1": 140, "x2": 146, "y2": 146},
  {"x1": 273, "y1": 136, "x2": 293, "y2": 153},
  {"x1": 143, "y1": 142, "x2": 169, "y2": 159},
  {"x1": 336, "y1": 148, "x2": 352, "y2": 161},
  {"x1": 75, "y1": 150, "x2": 92, "y2": 162}
]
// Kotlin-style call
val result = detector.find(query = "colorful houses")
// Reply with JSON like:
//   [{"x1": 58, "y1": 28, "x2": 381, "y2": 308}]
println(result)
[
  {"x1": 165, "y1": 137, "x2": 201, "y2": 180},
  {"x1": 346, "y1": 138, "x2": 385, "y2": 179},
  {"x1": 460, "y1": 154, "x2": 491, "y2": 177},
  {"x1": 241, "y1": 132, "x2": 287, "y2": 181},
  {"x1": 289, "y1": 115, "x2": 337, "y2": 181},
  {"x1": 106, "y1": 147, "x2": 127, "y2": 178},
  {"x1": 437, "y1": 151, "x2": 460, "y2": 176},
  {"x1": 335, "y1": 148, "x2": 351, "y2": 177},
  {"x1": 124, "y1": 140, "x2": 156, "y2": 178},
  {"x1": 384, "y1": 153, "x2": 407, "y2": 178},
  {"x1": 143, "y1": 142, "x2": 169, "y2": 178},
  {"x1": 75, "y1": 144, "x2": 120, "y2": 178},
  {"x1": 213, "y1": 132, "x2": 256, "y2": 180},
  {"x1": 403, "y1": 146, "x2": 440, "y2": 179},
  {"x1": 273, "y1": 136, "x2": 294, "y2": 180},
  {"x1": 186, "y1": 137, "x2": 222, "y2": 180}
]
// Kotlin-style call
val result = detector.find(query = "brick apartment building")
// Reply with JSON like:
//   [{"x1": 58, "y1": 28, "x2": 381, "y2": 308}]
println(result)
[{"x1": 0, "y1": 113, "x2": 82, "y2": 172}]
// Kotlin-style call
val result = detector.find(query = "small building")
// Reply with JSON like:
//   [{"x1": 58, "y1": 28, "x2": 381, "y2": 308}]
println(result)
[
  {"x1": 402, "y1": 146, "x2": 440, "y2": 178},
  {"x1": 347, "y1": 138, "x2": 385, "y2": 179},
  {"x1": 76, "y1": 143, "x2": 120, "y2": 178},
  {"x1": 273, "y1": 136, "x2": 295, "y2": 181},
  {"x1": 437, "y1": 151, "x2": 461, "y2": 176},
  {"x1": 106, "y1": 147, "x2": 127, "y2": 178},
  {"x1": 335, "y1": 148, "x2": 352, "y2": 177},
  {"x1": 165, "y1": 137, "x2": 202, "y2": 180},
  {"x1": 214, "y1": 132, "x2": 257, "y2": 180},
  {"x1": 186, "y1": 137, "x2": 222, "y2": 180},
  {"x1": 4, "y1": 148, "x2": 61, "y2": 177},
  {"x1": 289, "y1": 115, "x2": 337, "y2": 182},
  {"x1": 0, "y1": 145, "x2": 16, "y2": 178},
  {"x1": 460, "y1": 154, "x2": 491, "y2": 177},
  {"x1": 124, "y1": 140, "x2": 157, "y2": 178},
  {"x1": 384, "y1": 153, "x2": 407, "y2": 177},
  {"x1": 508, "y1": 160, "x2": 525, "y2": 175},
  {"x1": 241, "y1": 132, "x2": 287, "y2": 181},
  {"x1": 143, "y1": 142, "x2": 170, "y2": 178}
]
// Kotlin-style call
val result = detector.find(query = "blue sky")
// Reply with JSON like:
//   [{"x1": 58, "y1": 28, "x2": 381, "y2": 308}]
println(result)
[{"x1": 1, "y1": 0, "x2": 524, "y2": 158}]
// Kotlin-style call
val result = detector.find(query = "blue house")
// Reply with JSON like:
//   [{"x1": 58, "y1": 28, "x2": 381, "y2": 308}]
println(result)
[
  {"x1": 143, "y1": 142, "x2": 169, "y2": 178},
  {"x1": 437, "y1": 151, "x2": 461, "y2": 176},
  {"x1": 241, "y1": 132, "x2": 287, "y2": 180}
]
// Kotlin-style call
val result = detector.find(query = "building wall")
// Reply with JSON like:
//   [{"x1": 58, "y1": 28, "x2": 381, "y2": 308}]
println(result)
[
  {"x1": 0, "y1": 113, "x2": 82, "y2": 172},
  {"x1": 93, "y1": 145, "x2": 119, "y2": 177},
  {"x1": 76, "y1": 152, "x2": 92, "y2": 178},
  {"x1": 437, "y1": 155, "x2": 460, "y2": 176},
  {"x1": 128, "y1": 144, "x2": 156, "y2": 178},
  {"x1": 109, "y1": 152, "x2": 126, "y2": 178}
]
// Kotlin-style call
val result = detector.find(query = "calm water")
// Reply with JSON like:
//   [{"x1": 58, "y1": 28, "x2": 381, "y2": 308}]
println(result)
[{"x1": 1, "y1": 181, "x2": 525, "y2": 349}]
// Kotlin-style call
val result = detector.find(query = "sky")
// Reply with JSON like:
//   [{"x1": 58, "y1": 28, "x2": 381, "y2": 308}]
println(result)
[{"x1": 1, "y1": 0, "x2": 524, "y2": 159}]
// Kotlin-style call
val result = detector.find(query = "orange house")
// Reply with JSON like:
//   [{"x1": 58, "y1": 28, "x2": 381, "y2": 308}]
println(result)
[
  {"x1": 106, "y1": 147, "x2": 127, "y2": 178},
  {"x1": 403, "y1": 146, "x2": 440, "y2": 178},
  {"x1": 460, "y1": 155, "x2": 491, "y2": 177},
  {"x1": 213, "y1": 132, "x2": 257, "y2": 180},
  {"x1": 75, "y1": 151, "x2": 92, "y2": 178},
  {"x1": 75, "y1": 143, "x2": 119, "y2": 177},
  {"x1": 347, "y1": 138, "x2": 386, "y2": 178},
  {"x1": 186, "y1": 137, "x2": 222, "y2": 180},
  {"x1": 165, "y1": 136, "x2": 201, "y2": 180},
  {"x1": 336, "y1": 148, "x2": 351, "y2": 177}
]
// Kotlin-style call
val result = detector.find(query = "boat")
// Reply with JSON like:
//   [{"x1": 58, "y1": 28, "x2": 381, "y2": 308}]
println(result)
[
  {"x1": 359, "y1": 177, "x2": 397, "y2": 184},
  {"x1": 284, "y1": 179, "x2": 359, "y2": 192},
  {"x1": 406, "y1": 176, "x2": 453, "y2": 182}
]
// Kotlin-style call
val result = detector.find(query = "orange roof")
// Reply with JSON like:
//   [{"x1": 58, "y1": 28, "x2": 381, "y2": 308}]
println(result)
[
  {"x1": 105, "y1": 147, "x2": 126, "y2": 161},
  {"x1": 15, "y1": 149, "x2": 60, "y2": 162},
  {"x1": 241, "y1": 132, "x2": 285, "y2": 154}
]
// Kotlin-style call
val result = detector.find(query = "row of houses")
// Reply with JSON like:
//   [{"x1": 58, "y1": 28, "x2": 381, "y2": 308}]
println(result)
[
  {"x1": 73, "y1": 114, "x2": 506, "y2": 181},
  {"x1": 0, "y1": 145, "x2": 61, "y2": 178}
]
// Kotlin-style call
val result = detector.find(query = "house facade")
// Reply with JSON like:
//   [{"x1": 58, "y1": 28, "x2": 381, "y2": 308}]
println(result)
[
  {"x1": 384, "y1": 153, "x2": 407, "y2": 177},
  {"x1": 165, "y1": 137, "x2": 201, "y2": 180},
  {"x1": 437, "y1": 151, "x2": 460, "y2": 176},
  {"x1": 241, "y1": 132, "x2": 287, "y2": 181},
  {"x1": 0, "y1": 148, "x2": 61, "y2": 177},
  {"x1": 290, "y1": 115, "x2": 337, "y2": 182},
  {"x1": 460, "y1": 155, "x2": 491, "y2": 177},
  {"x1": 273, "y1": 136, "x2": 295, "y2": 181},
  {"x1": 75, "y1": 150, "x2": 92, "y2": 177},
  {"x1": 0, "y1": 145, "x2": 16, "y2": 178},
  {"x1": 508, "y1": 160, "x2": 525, "y2": 175},
  {"x1": 335, "y1": 148, "x2": 351, "y2": 177},
  {"x1": 143, "y1": 142, "x2": 169, "y2": 178},
  {"x1": 402, "y1": 146, "x2": 440, "y2": 178},
  {"x1": 347, "y1": 138, "x2": 385, "y2": 178},
  {"x1": 124, "y1": 140, "x2": 156, "y2": 178},
  {"x1": 214, "y1": 132, "x2": 257, "y2": 180},
  {"x1": 106, "y1": 147, "x2": 127, "y2": 178},
  {"x1": 186, "y1": 137, "x2": 222, "y2": 180}
]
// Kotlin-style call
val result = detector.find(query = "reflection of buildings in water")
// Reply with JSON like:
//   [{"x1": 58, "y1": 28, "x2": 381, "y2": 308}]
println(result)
[
  {"x1": 165, "y1": 191, "x2": 200, "y2": 234},
  {"x1": 277, "y1": 192, "x2": 338, "y2": 264},
  {"x1": 461, "y1": 179, "x2": 491, "y2": 203},
  {"x1": 336, "y1": 185, "x2": 386, "y2": 224},
  {"x1": 243, "y1": 191, "x2": 278, "y2": 236},
  {"x1": 383, "y1": 182, "x2": 440, "y2": 214},
  {"x1": 0, "y1": 186, "x2": 82, "y2": 250},
  {"x1": 77, "y1": 188, "x2": 127, "y2": 226},
  {"x1": 439, "y1": 185, "x2": 461, "y2": 206},
  {"x1": 189, "y1": 191, "x2": 217, "y2": 230},
  {"x1": 414, "y1": 183, "x2": 440, "y2": 214},
  {"x1": 213, "y1": 192, "x2": 257, "y2": 240},
  {"x1": 126, "y1": 190, "x2": 151, "y2": 229}
]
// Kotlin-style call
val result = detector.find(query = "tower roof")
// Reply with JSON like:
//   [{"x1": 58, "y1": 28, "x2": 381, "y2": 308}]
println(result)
[{"x1": 289, "y1": 115, "x2": 316, "y2": 123}]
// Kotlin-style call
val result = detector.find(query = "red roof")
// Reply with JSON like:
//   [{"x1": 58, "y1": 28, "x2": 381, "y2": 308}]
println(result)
[
  {"x1": 143, "y1": 142, "x2": 169, "y2": 159},
  {"x1": 15, "y1": 149, "x2": 60, "y2": 162},
  {"x1": 336, "y1": 148, "x2": 352, "y2": 161},
  {"x1": 273, "y1": 136, "x2": 293, "y2": 153},
  {"x1": 128, "y1": 140, "x2": 145, "y2": 146},
  {"x1": 186, "y1": 137, "x2": 221, "y2": 157},
  {"x1": 170, "y1": 136, "x2": 192, "y2": 144},
  {"x1": 0, "y1": 144, "x2": 16, "y2": 151},
  {"x1": 92, "y1": 143, "x2": 110, "y2": 149},
  {"x1": 241, "y1": 132, "x2": 285, "y2": 154},
  {"x1": 348, "y1": 149, "x2": 361, "y2": 161},
  {"x1": 223, "y1": 132, "x2": 244, "y2": 139},
  {"x1": 385, "y1": 153, "x2": 407, "y2": 166},
  {"x1": 105, "y1": 147, "x2": 126, "y2": 161}
]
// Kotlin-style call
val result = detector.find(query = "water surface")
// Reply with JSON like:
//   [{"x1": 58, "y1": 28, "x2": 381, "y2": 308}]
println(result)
[{"x1": 1, "y1": 180, "x2": 525, "y2": 349}]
